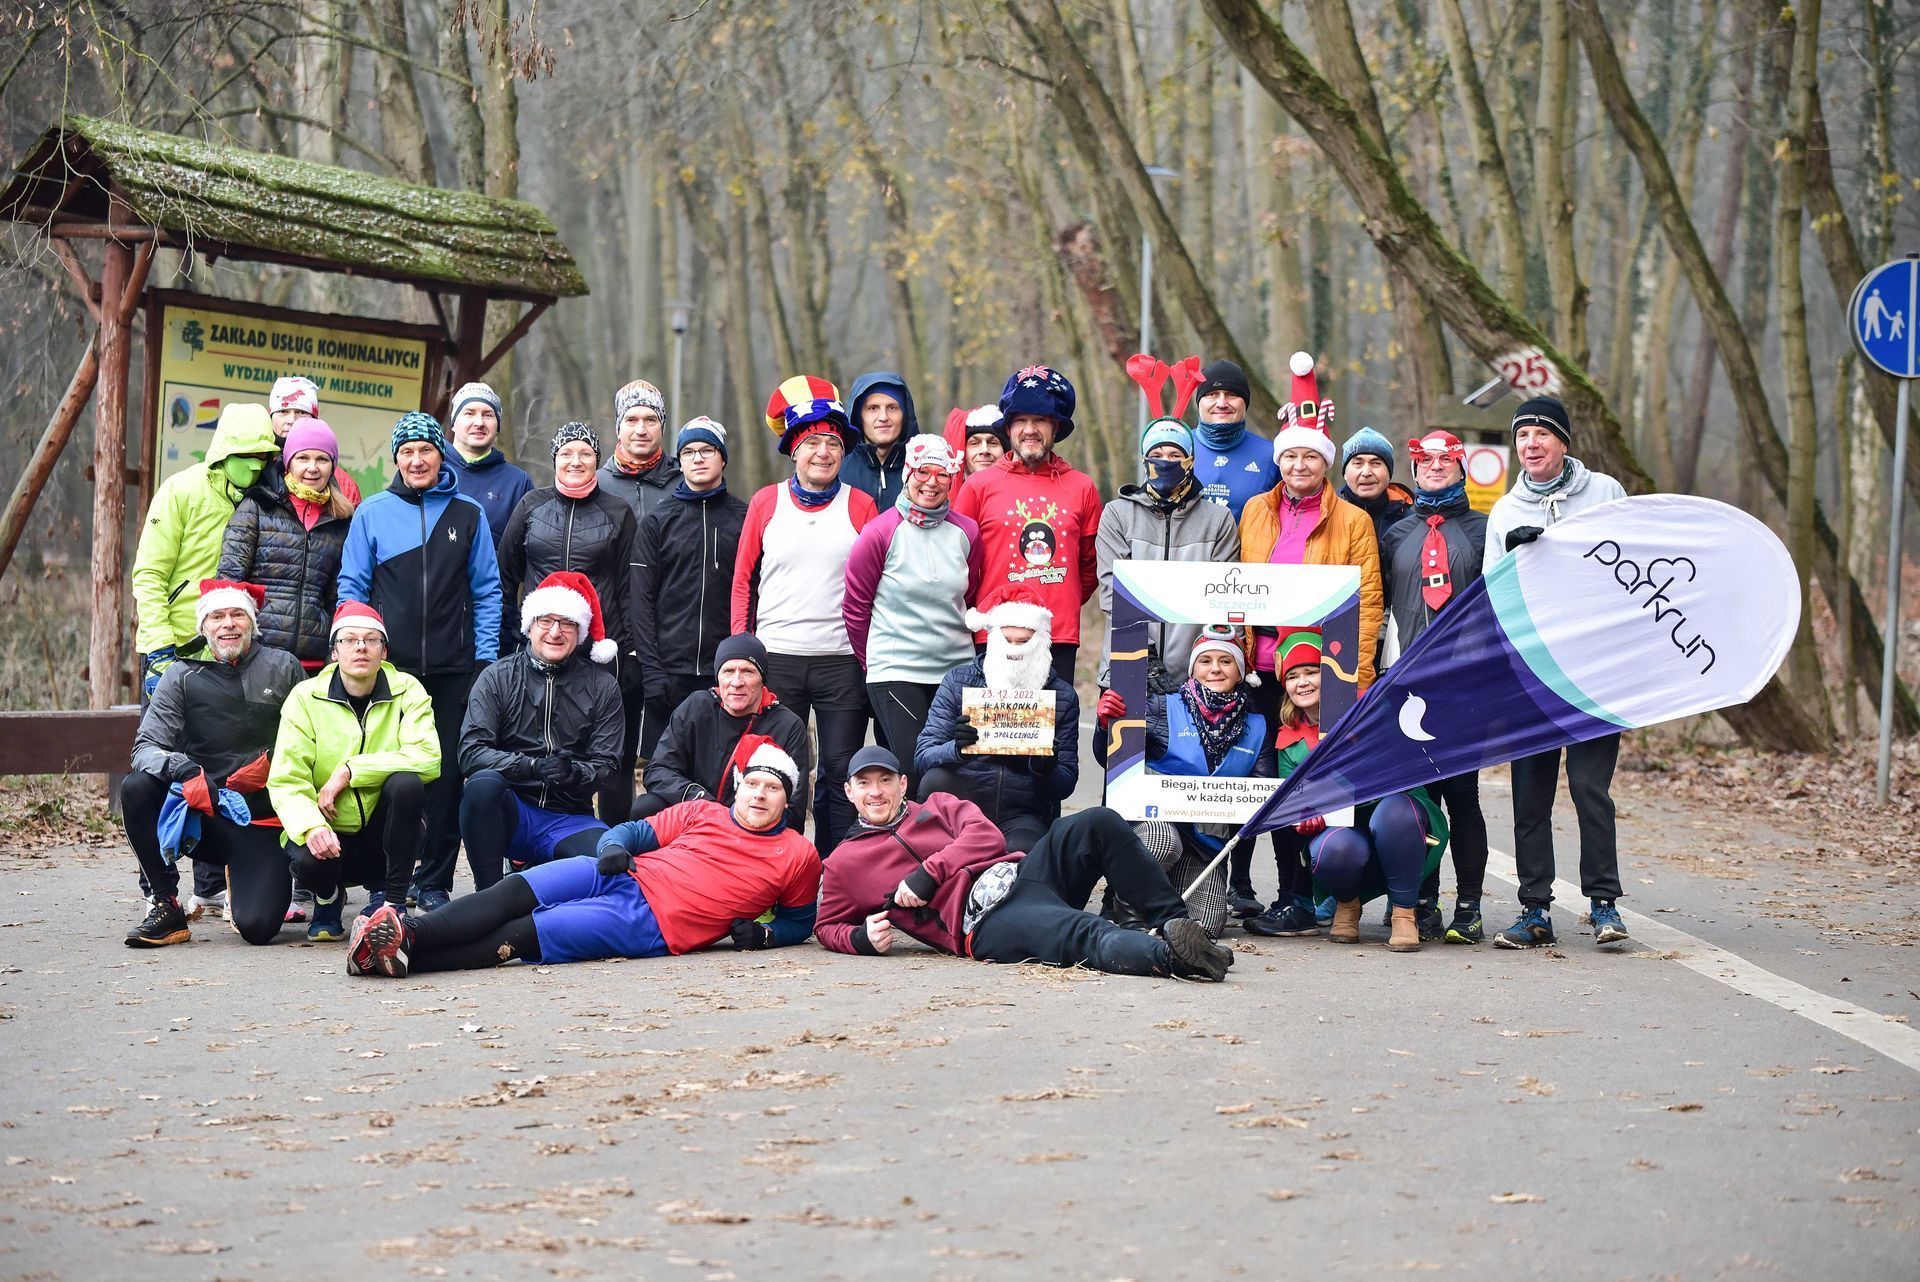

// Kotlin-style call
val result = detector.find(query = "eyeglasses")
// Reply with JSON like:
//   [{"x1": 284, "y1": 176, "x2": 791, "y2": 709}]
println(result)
[
  {"x1": 532, "y1": 616, "x2": 581, "y2": 634},
  {"x1": 335, "y1": 632, "x2": 385, "y2": 650},
  {"x1": 909, "y1": 466, "x2": 954, "y2": 480},
  {"x1": 680, "y1": 447, "x2": 720, "y2": 461}
]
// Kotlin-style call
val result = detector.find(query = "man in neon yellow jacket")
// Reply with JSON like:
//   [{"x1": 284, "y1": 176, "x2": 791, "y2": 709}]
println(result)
[
  {"x1": 133, "y1": 402, "x2": 281, "y2": 697},
  {"x1": 269, "y1": 602, "x2": 441, "y2": 943}
]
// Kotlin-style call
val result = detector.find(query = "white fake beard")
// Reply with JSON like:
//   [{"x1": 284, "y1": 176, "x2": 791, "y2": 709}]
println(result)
[{"x1": 982, "y1": 628, "x2": 1053, "y2": 690}]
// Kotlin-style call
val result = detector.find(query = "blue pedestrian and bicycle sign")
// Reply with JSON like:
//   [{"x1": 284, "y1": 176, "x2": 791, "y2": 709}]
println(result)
[{"x1": 1851, "y1": 256, "x2": 1919, "y2": 378}]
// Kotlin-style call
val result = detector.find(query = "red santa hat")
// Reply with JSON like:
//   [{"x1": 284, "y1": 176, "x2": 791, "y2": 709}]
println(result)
[
  {"x1": 965, "y1": 581, "x2": 1053, "y2": 635},
  {"x1": 1407, "y1": 429, "x2": 1466, "y2": 466},
  {"x1": 195, "y1": 579, "x2": 266, "y2": 629},
  {"x1": 521, "y1": 571, "x2": 617, "y2": 663},
  {"x1": 1190, "y1": 624, "x2": 1258, "y2": 687},
  {"x1": 1272, "y1": 351, "x2": 1337, "y2": 467},
  {"x1": 735, "y1": 741, "x2": 801, "y2": 797},
  {"x1": 329, "y1": 600, "x2": 387, "y2": 643}
]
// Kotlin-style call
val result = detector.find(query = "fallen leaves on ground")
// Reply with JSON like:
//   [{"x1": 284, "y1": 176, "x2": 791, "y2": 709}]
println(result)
[
  {"x1": 1489, "y1": 1192, "x2": 1545, "y2": 1205},
  {"x1": 656, "y1": 1199, "x2": 750, "y2": 1225}
]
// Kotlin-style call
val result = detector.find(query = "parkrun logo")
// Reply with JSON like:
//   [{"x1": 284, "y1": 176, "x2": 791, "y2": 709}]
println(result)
[
  {"x1": 1582, "y1": 540, "x2": 1716, "y2": 675},
  {"x1": 1201, "y1": 567, "x2": 1270, "y2": 600}
]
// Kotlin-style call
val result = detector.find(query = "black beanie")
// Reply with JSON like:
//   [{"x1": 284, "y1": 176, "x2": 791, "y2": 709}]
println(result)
[
  {"x1": 1511, "y1": 396, "x2": 1571, "y2": 446},
  {"x1": 713, "y1": 633, "x2": 768, "y2": 678},
  {"x1": 1196, "y1": 359, "x2": 1251, "y2": 404}
]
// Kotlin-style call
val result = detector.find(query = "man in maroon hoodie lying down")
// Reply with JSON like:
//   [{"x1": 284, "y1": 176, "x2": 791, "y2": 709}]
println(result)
[{"x1": 815, "y1": 746, "x2": 1233, "y2": 980}]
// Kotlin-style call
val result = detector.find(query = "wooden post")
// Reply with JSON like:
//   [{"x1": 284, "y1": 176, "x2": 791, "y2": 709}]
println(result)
[{"x1": 89, "y1": 238, "x2": 134, "y2": 710}]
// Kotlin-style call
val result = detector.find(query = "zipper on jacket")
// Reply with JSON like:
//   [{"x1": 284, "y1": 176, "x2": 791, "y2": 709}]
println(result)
[
  {"x1": 320, "y1": 680, "x2": 395, "y2": 832},
  {"x1": 563, "y1": 501, "x2": 577, "y2": 569},
  {"x1": 539, "y1": 667, "x2": 555, "y2": 808},
  {"x1": 695, "y1": 502, "x2": 710, "y2": 673},
  {"x1": 418, "y1": 498, "x2": 429, "y2": 667}
]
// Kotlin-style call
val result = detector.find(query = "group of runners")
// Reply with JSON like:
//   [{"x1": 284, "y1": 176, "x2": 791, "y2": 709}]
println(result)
[{"x1": 119, "y1": 352, "x2": 1631, "y2": 986}]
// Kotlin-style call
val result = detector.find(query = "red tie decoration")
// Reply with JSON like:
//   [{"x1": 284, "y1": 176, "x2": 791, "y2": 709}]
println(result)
[{"x1": 1420, "y1": 514, "x2": 1452, "y2": 610}]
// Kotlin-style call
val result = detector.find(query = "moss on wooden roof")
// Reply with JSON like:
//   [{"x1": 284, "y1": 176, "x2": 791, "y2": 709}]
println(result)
[{"x1": 0, "y1": 115, "x2": 585, "y2": 299}]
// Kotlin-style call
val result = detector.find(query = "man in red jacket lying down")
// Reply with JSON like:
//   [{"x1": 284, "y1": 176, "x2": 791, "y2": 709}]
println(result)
[{"x1": 816, "y1": 746, "x2": 1233, "y2": 981}]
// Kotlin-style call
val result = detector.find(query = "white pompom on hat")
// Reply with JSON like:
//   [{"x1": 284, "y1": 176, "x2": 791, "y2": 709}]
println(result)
[
  {"x1": 520, "y1": 570, "x2": 618, "y2": 663},
  {"x1": 735, "y1": 742, "x2": 800, "y2": 797}
]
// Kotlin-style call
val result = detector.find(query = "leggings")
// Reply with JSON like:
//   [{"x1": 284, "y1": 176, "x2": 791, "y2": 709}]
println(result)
[
  {"x1": 460, "y1": 770, "x2": 606, "y2": 891},
  {"x1": 121, "y1": 771, "x2": 290, "y2": 945},
  {"x1": 762, "y1": 651, "x2": 868, "y2": 856},
  {"x1": 405, "y1": 873, "x2": 543, "y2": 972},
  {"x1": 413, "y1": 670, "x2": 475, "y2": 895},
  {"x1": 600, "y1": 679, "x2": 646, "y2": 825},
  {"x1": 868, "y1": 681, "x2": 939, "y2": 793},
  {"x1": 916, "y1": 765, "x2": 1049, "y2": 854},
  {"x1": 970, "y1": 807, "x2": 1181, "y2": 975},
  {"x1": 286, "y1": 773, "x2": 426, "y2": 908},
  {"x1": 1419, "y1": 771, "x2": 1488, "y2": 902},
  {"x1": 1310, "y1": 793, "x2": 1429, "y2": 910},
  {"x1": 1230, "y1": 680, "x2": 1312, "y2": 906}
]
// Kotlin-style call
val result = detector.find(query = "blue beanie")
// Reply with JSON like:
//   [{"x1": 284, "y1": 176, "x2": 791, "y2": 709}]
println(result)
[
  {"x1": 390, "y1": 411, "x2": 446, "y2": 460},
  {"x1": 1340, "y1": 426, "x2": 1394, "y2": 472},
  {"x1": 675, "y1": 416, "x2": 729, "y2": 461},
  {"x1": 1140, "y1": 417, "x2": 1193, "y2": 458},
  {"x1": 998, "y1": 365, "x2": 1077, "y2": 441}
]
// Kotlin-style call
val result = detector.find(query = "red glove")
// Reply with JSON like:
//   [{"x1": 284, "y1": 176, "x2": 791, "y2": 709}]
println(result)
[
  {"x1": 180, "y1": 769, "x2": 215, "y2": 816},
  {"x1": 1097, "y1": 689, "x2": 1127, "y2": 727},
  {"x1": 1294, "y1": 815, "x2": 1327, "y2": 837}
]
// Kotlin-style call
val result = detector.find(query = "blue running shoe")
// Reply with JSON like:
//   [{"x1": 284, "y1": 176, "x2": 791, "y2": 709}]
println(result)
[
  {"x1": 307, "y1": 891, "x2": 345, "y2": 942},
  {"x1": 1245, "y1": 900, "x2": 1320, "y2": 937},
  {"x1": 414, "y1": 888, "x2": 451, "y2": 913},
  {"x1": 1590, "y1": 898, "x2": 1629, "y2": 944},
  {"x1": 1314, "y1": 896, "x2": 1334, "y2": 927},
  {"x1": 357, "y1": 890, "x2": 387, "y2": 920},
  {"x1": 1492, "y1": 906, "x2": 1555, "y2": 949}
]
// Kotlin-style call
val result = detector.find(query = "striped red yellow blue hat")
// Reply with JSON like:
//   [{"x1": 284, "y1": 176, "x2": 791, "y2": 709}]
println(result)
[{"x1": 764, "y1": 374, "x2": 852, "y2": 455}]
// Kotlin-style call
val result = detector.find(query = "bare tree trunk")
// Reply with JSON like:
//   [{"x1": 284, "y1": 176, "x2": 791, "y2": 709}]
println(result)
[
  {"x1": 363, "y1": 0, "x2": 436, "y2": 184},
  {"x1": 1533, "y1": 0, "x2": 1587, "y2": 366},
  {"x1": 678, "y1": 173, "x2": 763, "y2": 492},
  {"x1": 1772, "y1": 0, "x2": 1834, "y2": 739},
  {"x1": 1054, "y1": 221, "x2": 1138, "y2": 366},
  {"x1": 1836, "y1": 352, "x2": 1859, "y2": 737},
  {"x1": 1183, "y1": 23, "x2": 1217, "y2": 317},
  {"x1": 1436, "y1": 0, "x2": 1526, "y2": 308},
  {"x1": 1572, "y1": 0, "x2": 1907, "y2": 735},
  {"x1": 434, "y1": 1, "x2": 486, "y2": 192},
  {"x1": 622, "y1": 100, "x2": 662, "y2": 387},
  {"x1": 293, "y1": 0, "x2": 350, "y2": 316},
  {"x1": 1243, "y1": 76, "x2": 1309, "y2": 373}
]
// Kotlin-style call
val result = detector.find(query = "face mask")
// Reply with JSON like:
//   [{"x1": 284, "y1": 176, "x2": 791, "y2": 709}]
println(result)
[
  {"x1": 222, "y1": 455, "x2": 266, "y2": 489},
  {"x1": 1146, "y1": 457, "x2": 1190, "y2": 497}
]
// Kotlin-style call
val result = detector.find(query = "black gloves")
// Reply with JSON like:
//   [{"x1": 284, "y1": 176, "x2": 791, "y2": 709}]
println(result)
[
  {"x1": 162, "y1": 753, "x2": 202, "y2": 784},
  {"x1": 951, "y1": 715, "x2": 979, "y2": 749},
  {"x1": 729, "y1": 918, "x2": 771, "y2": 950},
  {"x1": 536, "y1": 754, "x2": 573, "y2": 785},
  {"x1": 1504, "y1": 525, "x2": 1545, "y2": 552},
  {"x1": 596, "y1": 847, "x2": 631, "y2": 878}
]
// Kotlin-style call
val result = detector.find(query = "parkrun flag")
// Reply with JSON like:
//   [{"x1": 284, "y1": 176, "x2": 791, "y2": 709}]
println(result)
[{"x1": 1242, "y1": 495, "x2": 1799, "y2": 835}]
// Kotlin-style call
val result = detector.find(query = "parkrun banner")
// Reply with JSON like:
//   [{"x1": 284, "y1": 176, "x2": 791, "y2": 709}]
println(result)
[
  {"x1": 151, "y1": 295, "x2": 436, "y2": 494},
  {"x1": 1106, "y1": 560, "x2": 1361, "y2": 824},
  {"x1": 1241, "y1": 495, "x2": 1798, "y2": 835}
]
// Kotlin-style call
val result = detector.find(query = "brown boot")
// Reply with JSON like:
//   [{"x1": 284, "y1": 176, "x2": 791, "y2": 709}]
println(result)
[
  {"x1": 1329, "y1": 900, "x2": 1362, "y2": 944},
  {"x1": 1388, "y1": 905, "x2": 1420, "y2": 952}
]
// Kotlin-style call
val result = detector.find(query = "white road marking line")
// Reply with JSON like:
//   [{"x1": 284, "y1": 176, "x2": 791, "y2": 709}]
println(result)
[{"x1": 1484, "y1": 847, "x2": 1920, "y2": 1075}]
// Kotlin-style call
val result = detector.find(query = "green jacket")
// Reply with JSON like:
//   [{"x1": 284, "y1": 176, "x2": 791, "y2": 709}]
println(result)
[
  {"x1": 132, "y1": 403, "x2": 278, "y2": 652},
  {"x1": 1277, "y1": 729, "x2": 1449, "y2": 902},
  {"x1": 269, "y1": 662, "x2": 441, "y2": 845}
]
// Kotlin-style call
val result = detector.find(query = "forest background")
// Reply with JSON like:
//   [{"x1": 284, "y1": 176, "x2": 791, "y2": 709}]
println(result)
[{"x1": 0, "y1": 0, "x2": 1916, "y2": 756}]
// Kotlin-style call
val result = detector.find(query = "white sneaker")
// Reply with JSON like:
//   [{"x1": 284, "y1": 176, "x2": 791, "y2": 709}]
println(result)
[
  {"x1": 284, "y1": 888, "x2": 315, "y2": 924},
  {"x1": 187, "y1": 889, "x2": 228, "y2": 921}
]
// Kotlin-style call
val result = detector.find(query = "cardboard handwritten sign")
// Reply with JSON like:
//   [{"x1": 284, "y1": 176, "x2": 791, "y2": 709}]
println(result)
[{"x1": 961, "y1": 688, "x2": 1057, "y2": 756}]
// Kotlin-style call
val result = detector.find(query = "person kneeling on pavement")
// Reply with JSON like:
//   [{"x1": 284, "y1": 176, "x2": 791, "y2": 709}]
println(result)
[
  {"x1": 346, "y1": 745, "x2": 820, "y2": 977},
  {"x1": 635, "y1": 632, "x2": 811, "y2": 834},
  {"x1": 268, "y1": 602, "x2": 442, "y2": 940},
  {"x1": 817, "y1": 747, "x2": 1233, "y2": 981},
  {"x1": 914, "y1": 584, "x2": 1079, "y2": 853},
  {"x1": 460, "y1": 571, "x2": 624, "y2": 890},
  {"x1": 124, "y1": 580, "x2": 307, "y2": 948}
]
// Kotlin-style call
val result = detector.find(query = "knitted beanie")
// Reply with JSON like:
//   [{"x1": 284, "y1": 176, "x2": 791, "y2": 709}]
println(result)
[
  {"x1": 1341, "y1": 426, "x2": 1395, "y2": 472},
  {"x1": 390, "y1": 411, "x2": 445, "y2": 460},
  {"x1": 713, "y1": 632, "x2": 769, "y2": 678},
  {"x1": 450, "y1": 382, "x2": 503, "y2": 423},
  {"x1": 270, "y1": 375, "x2": 319, "y2": 418},
  {"x1": 282, "y1": 418, "x2": 339, "y2": 467},
  {"x1": 1190, "y1": 624, "x2": 1258, "y2": 687},
  {"x1": 1511, "y1": 396, "x2": 1571, "y2": 446},
  {"x1": 676, "y1": 416, "x2": 729, "y2": 461},
  {"x1": 1140, "y1": 417, "x2": 1194, "y2": 458},
  {"x1": 614, "y1": 379, "x2": 665, "y2": 421},
  {"x1": 550, "y1": 420, "x2": 601, "y2": 460}
]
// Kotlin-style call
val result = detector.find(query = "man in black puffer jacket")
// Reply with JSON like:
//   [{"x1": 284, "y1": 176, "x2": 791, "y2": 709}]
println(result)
[
  {"x1": 497, "y1": 422, "x2": 642, "y2": 823},
  {"x1": 458, "y1": 571, "x2": 624, "y2": 891},
  {"x1": 636, "y1": 633, "x2": 811, "y2": 834}
]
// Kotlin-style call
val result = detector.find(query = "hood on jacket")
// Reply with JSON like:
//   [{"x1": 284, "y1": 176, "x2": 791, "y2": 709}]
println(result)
[
  {"x1": 449, "y1": 446, "x2": 513, "y2": 472},
  {"x1": 206, "y1": 403, "x2": 277, "y2": 467},
  {"x1": 847, "y1": 370, "x2": 921, "y2": 451},
  {"x1": 386, "y1": 462, "x2": 461, "y2": 503},
  {"x1": 1113, "y1": 480, "x2": 1203, "y2": 511},
  {"x1": 1505, "y1": 456, "x2": 1596, "y2": 507}
]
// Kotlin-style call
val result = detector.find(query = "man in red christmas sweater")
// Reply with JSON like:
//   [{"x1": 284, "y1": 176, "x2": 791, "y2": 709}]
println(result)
[
  {"x1": 817, "y1": 746, "x2": 1232, "y2": 980},
  {"x1": 952, "y1": 365, "x2": 1103, "y2": 685}
]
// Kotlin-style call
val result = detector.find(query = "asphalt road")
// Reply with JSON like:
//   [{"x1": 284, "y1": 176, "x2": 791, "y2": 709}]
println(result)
[{"x1": 2, "y1": 752, "x2": 1916, "y2": 1281}]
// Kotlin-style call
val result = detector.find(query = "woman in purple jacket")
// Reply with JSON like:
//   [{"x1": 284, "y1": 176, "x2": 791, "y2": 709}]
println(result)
[{"x1": 842, "y1": 436, "x2": 983, "y2": 790}]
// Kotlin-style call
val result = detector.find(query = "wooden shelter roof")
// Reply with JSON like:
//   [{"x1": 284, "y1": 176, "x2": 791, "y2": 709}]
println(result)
[{"x1": 0, "y1": 115, "x2": 586, "y2": 302}]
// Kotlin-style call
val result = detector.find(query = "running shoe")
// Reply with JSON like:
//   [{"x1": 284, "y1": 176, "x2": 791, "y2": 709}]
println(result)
[
  {"x1": 1415, "y1": 897, "x2": 1445, "y2": 942},
  {"x1": 1444, "y1": 900, "x2": 1483, "y2": 945},
  {"x1": 1492, "y1": 906, "x2": 1555, "y2": 949},
  {"x1": 1161, "y1": 917, "x2": 1234, "y2": 981},
  {"x1": 1590, "y1": 898, "x2": 1629, "y2": 944},
  {"x1": 284, "y1": 888, "x2": 315, "y2": 925},
  {"x1": 358, "y1": 904, "x2": 413, "y2": 978},
  {"x1": 308, "y1": 891, "x2": 346, "y2": 942},
  {"x1": 356, "y1": 890, "x2": 388, "y2": 919},
  {"x1": 187, "y1": 888, "x2": 228, "y2": 921},
  {"x1": 1245, "y1": 900, "x2": 1320, "y2": 937},
  {"x1": 125, "y1": 897, "x2": 191, "y2": 948},
  {"x1": 1227, "y1": 889, "x2": 1265, "y2": 920},
  {"x1": 414, "y1": 888, "x2": 451, "y2": 913},
  {"x1": 345, "y1": 910, "x2": 376, "y2": 976}
]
